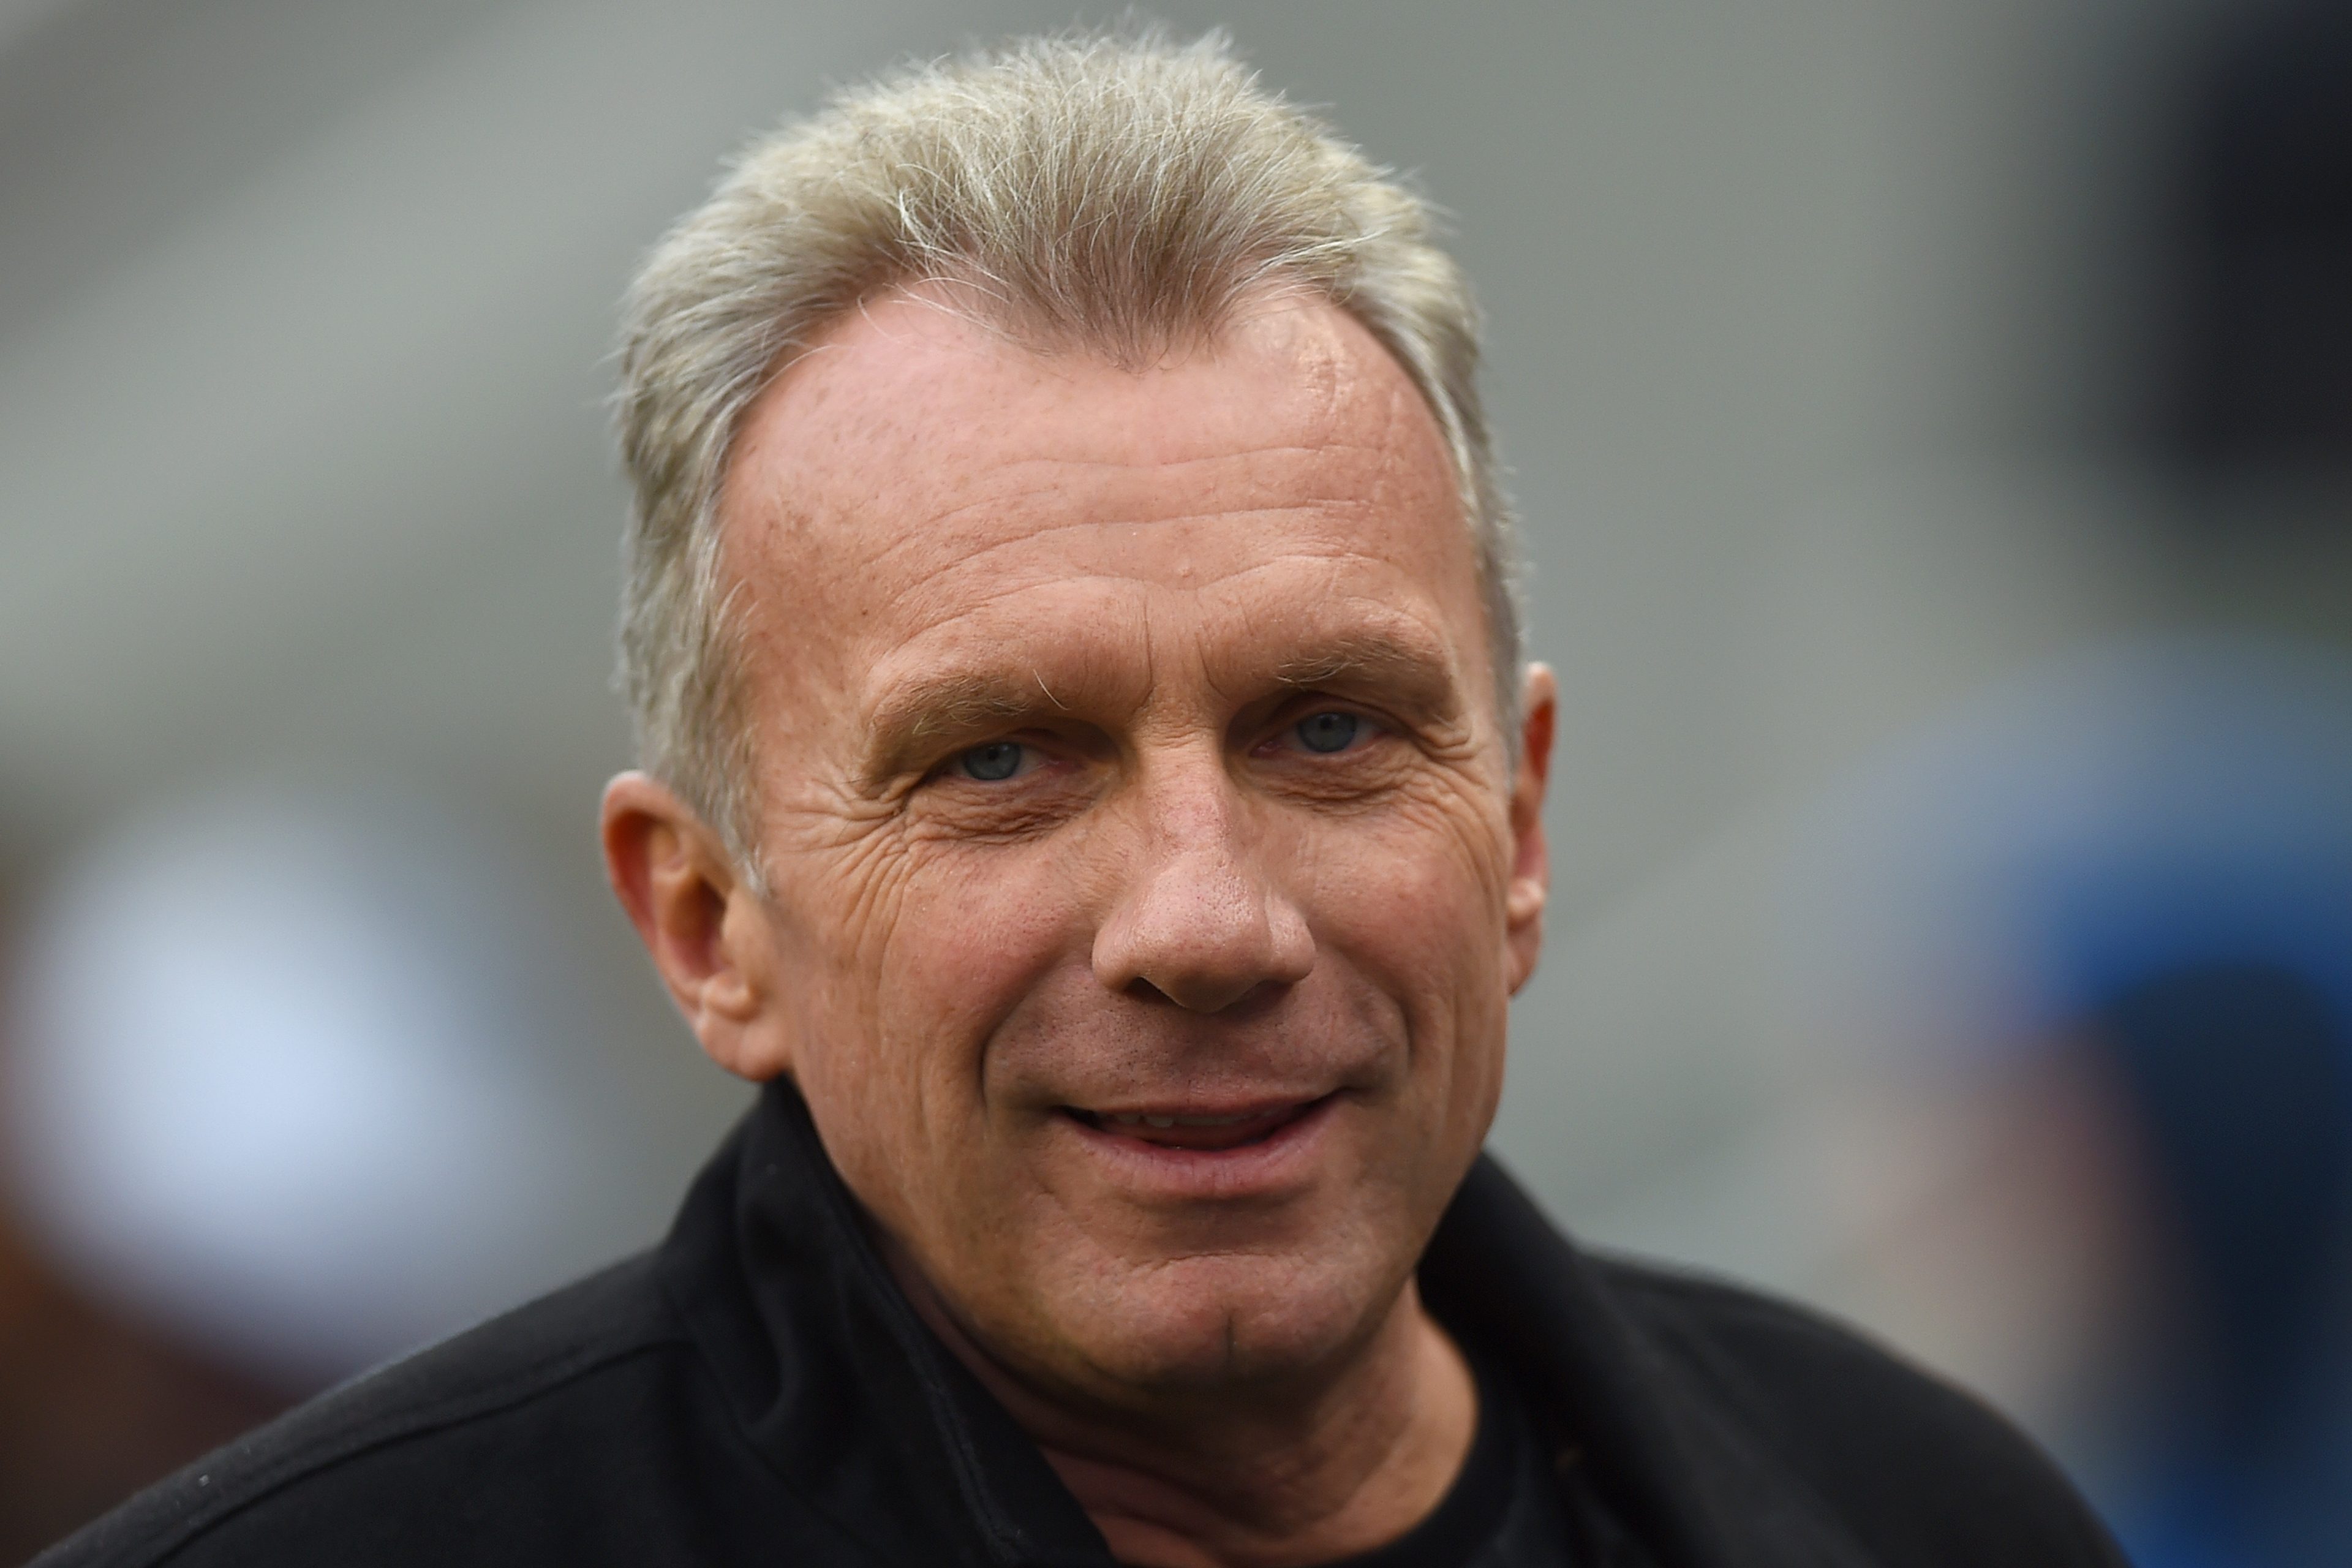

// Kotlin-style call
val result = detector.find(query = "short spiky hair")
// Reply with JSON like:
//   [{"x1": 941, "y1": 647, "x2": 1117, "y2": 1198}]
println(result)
[{"x1": 615, "y1": 28, "x2": 1522, "y2": 878}]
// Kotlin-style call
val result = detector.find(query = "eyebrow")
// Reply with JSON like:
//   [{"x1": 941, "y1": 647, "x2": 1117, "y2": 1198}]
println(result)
[
  {"x1": 1268, "y1": 630, "x2": 1464, "y2": 716},
  {"x1": 861, "y1": 668, "x2": 1071, "y2": 786}
]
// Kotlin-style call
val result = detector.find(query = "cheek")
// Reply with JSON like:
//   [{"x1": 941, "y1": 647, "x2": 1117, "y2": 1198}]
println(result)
[
  {"x1": 880, "y1": 843, "x2": 1084, "y2": 1043},
  {"x1": 800, "y1": 836, "x2": 1085, "y2": 1133},
  {"x1": 1303, "y1": 787, "x2": 1513, "y2": 998},
  {"x1": 783, "y1": 836, "x2": 1090, "y2": 1250},
  {"x1": 1297, "y1": 792, "x2": 1515, "y2": 1115}
]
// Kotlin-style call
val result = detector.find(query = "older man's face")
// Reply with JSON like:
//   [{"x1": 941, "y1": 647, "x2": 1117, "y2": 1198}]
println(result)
[{"x1": 715, "y1": 292, "x2": 1550, "y2": 1397}]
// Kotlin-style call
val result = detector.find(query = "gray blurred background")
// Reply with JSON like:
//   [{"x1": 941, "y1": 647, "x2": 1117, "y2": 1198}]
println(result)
[{"x1": 4, "y1": 1, "x2": 2350, "y2": 1562}]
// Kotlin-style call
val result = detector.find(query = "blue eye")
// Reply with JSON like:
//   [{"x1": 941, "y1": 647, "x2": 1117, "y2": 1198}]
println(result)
[
  {"x1": 1293, "y1": 711, "x2": 1361, "y2": 754},
  {"x1": 959, "y1": 741, "x2": 1027, "y2": 781}
]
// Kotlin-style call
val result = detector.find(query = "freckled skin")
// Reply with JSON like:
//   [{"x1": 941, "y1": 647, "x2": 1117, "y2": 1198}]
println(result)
[{"x1": 604, "y1": 290, "x2": 1556, "y2": 1567}]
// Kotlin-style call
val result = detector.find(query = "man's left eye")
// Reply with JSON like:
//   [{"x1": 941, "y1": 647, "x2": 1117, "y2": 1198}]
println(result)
[{"x1": 1291, "y1": 711, "x2": 1365, "y2": 754}]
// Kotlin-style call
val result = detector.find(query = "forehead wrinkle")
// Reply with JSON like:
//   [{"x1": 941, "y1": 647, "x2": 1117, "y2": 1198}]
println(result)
[
  {"x1": 849, "y1": 473, "x2": 1391, "y2": 565},
  {"x1": 779, "y1": 372, "x2": 1385, "y2": 485},
  {"x1": 1187, "y1": 546, "x2": 1464, "y2": 614},
  {"x1": 962, "y1": 441, "x2": 1393, "y2": 473},
  {"x1": 733, "y1": 349, "x2": 1446, "y2": 617},
  {"x1": 849, "y1": 532, "x2": 1464, "y2": 680},
  {"x1": 843, "y1": 507, "x2": 1389, "y2": 634},
  {"x1": 769, "y1": 417, "x2": 1401, "y2": 537}
]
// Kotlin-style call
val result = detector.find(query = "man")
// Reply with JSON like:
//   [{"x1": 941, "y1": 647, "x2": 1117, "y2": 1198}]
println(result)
[{"x1": 45, "y1": 31, "x2": 2122, "y2": 1568}]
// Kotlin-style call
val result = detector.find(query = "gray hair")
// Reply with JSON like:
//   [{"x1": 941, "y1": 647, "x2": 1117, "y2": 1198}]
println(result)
[{"x1": 615, "y1": 28, "x2": 1523, "y2": 876}]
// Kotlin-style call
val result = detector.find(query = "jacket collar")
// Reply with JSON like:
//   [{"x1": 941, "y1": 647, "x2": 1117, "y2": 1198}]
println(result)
[
  {"x1": 661, "y1": 1079, "x2": 1877, "y2": 1568},
  {"x1": 1420, "y1": 1159, "x2": 1879, "y2": 1568},
  {"x1": 659, "y1": 1080, "x2": 1107, "y2": 1567}
]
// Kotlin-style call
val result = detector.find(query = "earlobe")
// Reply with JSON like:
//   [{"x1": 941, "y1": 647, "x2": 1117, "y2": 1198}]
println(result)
[
  {"x1": 600, "y1": 771, "x2": 791, "y2": 1080},
  {"x1": 1503, "y1": 666, "x2": 1556, "y2": 995}
]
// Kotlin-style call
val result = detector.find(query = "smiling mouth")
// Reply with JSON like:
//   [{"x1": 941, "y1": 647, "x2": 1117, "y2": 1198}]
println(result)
[{"x1": 1064, "y1": 1096, "x2": 1330, "y2": 1152}]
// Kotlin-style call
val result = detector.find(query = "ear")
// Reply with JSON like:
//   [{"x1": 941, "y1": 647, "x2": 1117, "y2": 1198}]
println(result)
[
  {"x1": 1503, "y1": 665, "x2": 1556, "y2": 995},
  {"x1": 600, "y1": 771, "x2": 793, "y2": 1080}
]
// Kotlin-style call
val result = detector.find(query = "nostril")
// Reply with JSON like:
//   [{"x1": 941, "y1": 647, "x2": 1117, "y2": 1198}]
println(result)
[{"x1": 1124, "y1": 977, "x2": 1174, "y2": 1005}]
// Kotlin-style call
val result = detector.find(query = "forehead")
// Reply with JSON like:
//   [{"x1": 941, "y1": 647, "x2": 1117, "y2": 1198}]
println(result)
[{"x1": 717, "y1": 290, "x2": 1482, "y2": 728}]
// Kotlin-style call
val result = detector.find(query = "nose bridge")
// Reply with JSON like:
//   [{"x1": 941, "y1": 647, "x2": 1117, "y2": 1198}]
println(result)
[
  {"x1": 1143, "y1": 740, "x2": 1245, "y2": 859},
  {"x1": 1091, "y1": 742, "x2": 1313, "y2": 1011},
  {"x1": 1128, "y1": 743, "x2": 1264, "y2": 941}
]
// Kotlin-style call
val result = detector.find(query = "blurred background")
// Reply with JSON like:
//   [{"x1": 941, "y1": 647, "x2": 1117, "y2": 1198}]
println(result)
[{"x1": 1, "y1": 0, "x2": 2348, "y2": 1561}]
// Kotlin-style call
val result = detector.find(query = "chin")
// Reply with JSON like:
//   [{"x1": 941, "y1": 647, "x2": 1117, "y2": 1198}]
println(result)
[{"x1": 1062, "y1": 1250, "x2": 1388, "y2": 1394}]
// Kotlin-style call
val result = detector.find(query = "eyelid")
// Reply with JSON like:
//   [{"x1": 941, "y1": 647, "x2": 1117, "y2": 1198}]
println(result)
[{"x1": 1281, "y1": 694, "x2": 1384, "y2": 727}]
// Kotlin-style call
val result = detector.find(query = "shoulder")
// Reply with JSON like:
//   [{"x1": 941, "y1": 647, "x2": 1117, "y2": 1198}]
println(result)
[
  {"x1": 33, "y1": 1253, "x2": 839, "y2": 1568},
  {"x1": 1589, "y1": 1254, "x2": 2126, "y2": 1568}
]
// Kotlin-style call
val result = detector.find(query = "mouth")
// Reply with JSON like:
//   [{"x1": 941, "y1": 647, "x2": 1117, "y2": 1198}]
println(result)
[{"x1": 1062, "y1": 1095, "x2": 1332, "y2": 1153}]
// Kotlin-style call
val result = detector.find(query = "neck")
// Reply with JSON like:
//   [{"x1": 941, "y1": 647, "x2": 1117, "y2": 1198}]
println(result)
[{"x1": 884, "y1": 1246, "x2": 1477, "y2": 1568}]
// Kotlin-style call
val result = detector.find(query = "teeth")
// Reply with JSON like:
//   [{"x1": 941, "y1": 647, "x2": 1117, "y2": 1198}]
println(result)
[{"x1": 1098, "y1": 1110, "x2": 1263, "y2": 1129}]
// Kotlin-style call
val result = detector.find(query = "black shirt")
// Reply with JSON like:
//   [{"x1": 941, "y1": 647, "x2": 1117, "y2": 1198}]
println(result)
[
  {"x1": 39, "y1": 1080, "x2": 2127, "y2": 1568},
  {"x1": 1321, "y1": 1352, "x2": 1579, "y2": 1568}
]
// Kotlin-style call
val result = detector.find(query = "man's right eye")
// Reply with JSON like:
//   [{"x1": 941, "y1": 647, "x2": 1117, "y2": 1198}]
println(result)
[{"x1": 957, "y1": 741, "x2": 1028, "y2": 782}]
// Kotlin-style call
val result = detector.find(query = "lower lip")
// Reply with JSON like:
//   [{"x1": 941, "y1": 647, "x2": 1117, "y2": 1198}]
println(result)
[{"x1": 1057, "y1": 1095, "x2": 1340, "y2": 1199}]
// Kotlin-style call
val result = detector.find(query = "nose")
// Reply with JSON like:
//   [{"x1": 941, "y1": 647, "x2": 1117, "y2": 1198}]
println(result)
[{"x1": 1090, "y1": 766, "x2": 1314, "y2": 1013}]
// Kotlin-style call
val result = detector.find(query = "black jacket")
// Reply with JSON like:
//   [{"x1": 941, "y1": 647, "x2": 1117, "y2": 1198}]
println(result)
[{"x1": 40, "y1": 1082, "x2": 2125, "y2": 1567}]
